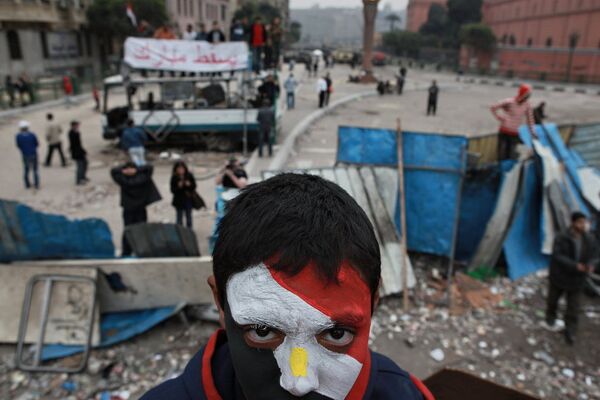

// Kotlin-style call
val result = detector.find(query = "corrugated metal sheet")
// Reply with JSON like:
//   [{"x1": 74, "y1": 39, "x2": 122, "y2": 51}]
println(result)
[
  {"x1": 262, "y1": 166, "x2": 416, "y2": 297},
  {"x1": 569, "y1": 123, "x2": 600, "y2": 169}
]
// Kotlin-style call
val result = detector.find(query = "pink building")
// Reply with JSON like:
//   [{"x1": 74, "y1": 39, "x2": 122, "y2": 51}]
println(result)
[
  {"x1": 406, "y1": 0, "x2": 446, "y2": 32},
  {"x1": 166, "y1": 0, "x2": 232, "y2": 37},
  {"x1": 472, "y1": 0, "x2": 600, "y2": 82}
]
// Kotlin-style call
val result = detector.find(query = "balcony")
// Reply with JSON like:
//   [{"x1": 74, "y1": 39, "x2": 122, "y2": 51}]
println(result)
[{"x1": 0, "y1": 0, "x2": 87, "y2": 25}]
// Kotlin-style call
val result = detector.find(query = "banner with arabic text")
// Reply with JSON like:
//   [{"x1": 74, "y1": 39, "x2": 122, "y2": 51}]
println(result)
[{"x1": 124, "y1": 38, "x2": 249, "y2": 73}]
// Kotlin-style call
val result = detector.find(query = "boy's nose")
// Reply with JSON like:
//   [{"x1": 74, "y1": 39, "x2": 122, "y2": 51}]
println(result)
[{"x1": 280, "y1": 346, "x2": 319, "y2": 396}]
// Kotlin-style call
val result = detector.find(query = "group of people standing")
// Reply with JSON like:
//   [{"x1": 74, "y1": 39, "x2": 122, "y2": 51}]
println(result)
[
  {"x1": 4, "y1": 74, "x2": 34, "y2": 108},
  {"x1": 15, "y1": 115, "x2": 88, "y2": 189},
  {"x1": 138, "y1": 15, "x2": 284, "y2": 74}
]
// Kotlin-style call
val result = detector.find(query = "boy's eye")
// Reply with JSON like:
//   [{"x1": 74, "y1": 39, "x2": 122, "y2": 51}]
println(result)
[
  {"x1": 243, "y1": 325, "x2": 284, "y2": 349},
  {"x1": 318, "y1": 327, "x2": 355, "y2": 349}
]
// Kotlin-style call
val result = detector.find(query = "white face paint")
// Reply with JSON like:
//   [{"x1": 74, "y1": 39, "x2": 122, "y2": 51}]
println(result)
[{"x1": 226, "y1": 264, "x2": 363, "y2": 400}]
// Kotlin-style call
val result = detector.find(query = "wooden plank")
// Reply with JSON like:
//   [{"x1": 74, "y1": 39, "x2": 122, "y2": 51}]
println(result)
[
  {"x1": 0, "y1": 265, "x2": 100, "y2": 345},
  {"x1": 346, "y1": 167, "x2": 399, "y2": 296},
  {"x1": 469, "y1": 161, "x2": 525, "y2": 271},
  {"x1": 18, "y1": 257, "x2": 215, "y2": 313},
  {"x1": 373, "y1": 167, "x2": 399, "y2": 224},
  {"x1": 360, "y1": 167, "x2": 415, "y2": 294},
  {"x1": 334, "y1": 167, "x2": 355, "y2": 196},
  {"x1": 320, "y1": 168, "x2": 337, "y2": 183},
  {"x1": 578, "y1": 167, "x2": 600, "y2": 210}
]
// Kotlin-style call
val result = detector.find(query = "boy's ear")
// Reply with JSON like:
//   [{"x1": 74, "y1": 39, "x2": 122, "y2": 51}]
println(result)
[{"x1": 207, "y1": 275, "x2": 226, "y2": 329}]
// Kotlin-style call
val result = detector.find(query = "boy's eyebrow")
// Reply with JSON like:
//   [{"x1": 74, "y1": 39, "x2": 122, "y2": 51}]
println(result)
[{"x1": 331, "y1": 312, "x2": 366, "y2": 327}]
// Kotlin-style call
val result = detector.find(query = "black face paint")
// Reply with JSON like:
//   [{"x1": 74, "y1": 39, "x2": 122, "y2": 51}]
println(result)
[{"x1": 223, "y1": 301, "x2": 332, "y2": 400}]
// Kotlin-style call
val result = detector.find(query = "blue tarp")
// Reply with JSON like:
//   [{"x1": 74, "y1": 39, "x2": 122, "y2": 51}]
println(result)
[
  {"x1": 503, "y1": 161, "x2": 550, "y2": 279},
  {"x1": 0, "y1": 200, "x2": 114, "y2": 262},
  {"x1": 337, "y1": 126, "x2": 468, "y2": 257},
  {"x1": 41, "y1": 306, "x2": 182, "y2": 360}
]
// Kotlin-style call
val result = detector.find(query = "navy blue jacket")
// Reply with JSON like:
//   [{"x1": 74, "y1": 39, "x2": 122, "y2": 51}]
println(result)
[
  {"x1": 16, "y1": 131, "x2": 38, "y2": 157},
  {"x1": 142, "y1": 331, "x2": 432, "y2": 400}
]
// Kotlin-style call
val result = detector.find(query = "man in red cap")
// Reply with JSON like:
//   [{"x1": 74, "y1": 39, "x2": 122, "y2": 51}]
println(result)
[{"x1": 490, "y1": 83, "x2": 536, "y2": 161}]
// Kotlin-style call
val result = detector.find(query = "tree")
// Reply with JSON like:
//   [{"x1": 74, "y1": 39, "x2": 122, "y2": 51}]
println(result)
[
  {"x1": 383, "y1": 31, "x2": 423, "y2": 58},
  {"x1": 459, "y1": 23, "x2": 496, "y2": 52},
  {"x1": 385, "y1": 13, "x2": 400, "y2": 31},
  {"x1": 419, "y1": 4, "x2": 447, "y2": 37},
  {"x1": 285, "y1": 21, "x2": 302, "y2": 45},
  {"x1": 362, "y1": 0, "x2": 380, "y2": 82},
  {"x1": 87, "y1": 0, "x2": 167, "y2": 39},
  {"x1": 233, "y1": 2, "x2": 281, "y2": 23},
  {"x1": 447, "y1": 0, "x2": 483, "y2": 27}
]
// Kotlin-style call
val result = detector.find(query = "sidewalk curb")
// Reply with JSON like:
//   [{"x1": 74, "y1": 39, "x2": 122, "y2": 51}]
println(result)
[
  {"x1": 266, "y1": 90, "x2": 377, "y2": 172},
  {"x1": 0, "y1": 93, "x2": 92, "y2": 120}
]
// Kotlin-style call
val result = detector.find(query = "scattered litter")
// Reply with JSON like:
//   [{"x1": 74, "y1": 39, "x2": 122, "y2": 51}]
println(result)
[{"x1": 430, "y1": 348, "x2": 445, "y2": 362}]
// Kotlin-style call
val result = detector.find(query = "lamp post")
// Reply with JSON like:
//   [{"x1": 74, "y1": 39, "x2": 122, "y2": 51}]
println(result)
[
  {"x1": 361, "y1": 0, "x2": 380, "y2": 83},
  {"x1": 566, "y1": 32, "x2": 579, "y2": 82}
]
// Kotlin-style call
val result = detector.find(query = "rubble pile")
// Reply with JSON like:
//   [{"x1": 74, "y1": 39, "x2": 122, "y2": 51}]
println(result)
[{"x1": 371, "y1": 259, "x2": 600, "y2": 400}]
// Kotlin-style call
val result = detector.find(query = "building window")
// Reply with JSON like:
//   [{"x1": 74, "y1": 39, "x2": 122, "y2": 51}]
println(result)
[
  {"x1": 221, "y1": 5, "x2": 227, "y2": 22},
  {"x1": 7, "y1": 30, "x2": 23, "y2": 60},
  {"x1": 40, "y1": 31, "x2": 49, "y2": 58},
  {"x1": 501, "y1": 34, "x2": 508, "y2": 45},
  {"x1": 546, "y1": 37, "x2": 553, "y2": 47},
  {"x1": 527, "y1": 38, "x2": 532, "y2": 47},
  {"x1": 177, "y1": 0, "x2": 181, "y2": 15},
  {"x1": 76, "y1": 31, "x2": 83, "y2": 57},
  {"x1": 509, "y1": 35, "x2": 516, "y2": 46},
  {"x1": 190, "y1": 0, "x2": 194, "y2": 16},
  {"x1": 198, "y1": 0, "x2": 203, "y2": 19},
  {"x1": 84, "y1": 30, "x2": 92, "y2": 56}
]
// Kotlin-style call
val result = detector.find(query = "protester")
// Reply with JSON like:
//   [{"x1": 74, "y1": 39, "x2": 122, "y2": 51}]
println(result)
[
  {"x1": 256, "y1": 99, "x2": 275, "y2": 158},
  {"x1": 230, "y1": 19, "x2": 245, "y2": 41},
  {"x1": 5, "y1": 75, "x2": 16, "y2": 107},
  {"x1": 427, "y1": 80, "x2": 439, "y2": 116},
  {"x1": 153, "y1": 24, "x2": 176, "y2": 40},
  {"x1": 545, "y1": 212, "x2": 598, "y2": 345},
  {"x1": 207, "y1": 21, "x2": 225, "y2": 44},
  {"x1": 196, "y1": 23, "x2": 208, "y2": 41},
  {"x1": 141, "y1": 173, "x2": 434, "y2": 400},
  {"x1": 44, "y1": 113, "x2": 66, "y2": 167},
  {"x1": 68, "y1": 120, "x2": 88, "y2": 185},
  {"x1": 18, "y1": 73, "x2": 34, "y2": 106},
  {"x1": 258, "y1": 74, "x2": 280, "y2": 106},
  {"x1": 325, "y1": 72, "x2": 333, "y2": 106},
  {"x1": 284, "y1": 73, "x2": 298, "y2": 109},
  {"x1": 397, "y1": 66, "x2": 407, "y2": 95},
  {"x1": 264, "y1": 24, "x2": 274, "y2": 70},
  {"x1": 317, "y1": 76, "x2": 328, "y2": 108},
  {"x1": 491, "y1": 84, "x2": 536, "y2": 161},
  {"x1": 63, "y1": 74, "x2": 74, "y2": 106},
  {"x1": 15, "y1": 120, "x2": 39, "y2": 190},
  {"x1": 121, "y1": 119, "x2": 149, "y2": 167},
  {"x1": 377, "y1": 80, "x2": 386, "y2": 96},
  {"x1": 250, "y1": 17, "x2": 267, "y2": 73},
  {"x1": 170, "y1": 161, "x2": 198, "y2": 229},
  {"x1": 215, "y1": 158, "x2": 248, "y2": 189},
  {"x1": 533, "y1": 101, "x2": 547, "y2": 125},
  {"x1": 138, "y1": 20, "x2": 155, "y2": 37},
  {"x1": 92, "y1": 85, "x2": 101, "y2": 111},
  {"x1": 182, "y1": 23, "x2": 197, "y2": 40},
  {"x1": 269, "y1": 17, "x2": 283, "y2": 69},
  {"x1": 111, "y1": 162, "x2": 162, "y2": 256}
]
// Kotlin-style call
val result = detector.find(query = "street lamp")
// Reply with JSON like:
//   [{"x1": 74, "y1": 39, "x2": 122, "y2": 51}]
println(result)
[
  {"x1": 566, "y1": 32, "x2": 579, "y2": 82},
  {"x1": 361, "y1": 0, "x2": 380, "y2": 83}
]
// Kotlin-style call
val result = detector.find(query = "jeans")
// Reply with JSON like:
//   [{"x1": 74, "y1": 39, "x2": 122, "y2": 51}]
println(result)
[
  {"x1": 427, "y1": 100, "x2": 437, "y2": 116},
  {"x1": 546, "y1": 281, "x2": 581, "y2": 337},
  {"x1": 498, "y1": 133, "x2": 521, "y2": 161},
  {"x1": 122, "y1": 207, "x2": 147, "y2": 256},
  {"x1": 176, "y1": 206, "x2": 193, "y2": 228},
  {"x1": 45, "y1": 143, "x2": 66, "y2": 166},
  {"x1": 22, "y1": 155, "x2": 39, "y2": 189},
  {"x1": 129, "y1": 146, "x2": 146, "y2": 167},
  {"x1": 287, "y1": 92, "x2": 295, "y2": 109},
  {"x1": 258, "y1": 127, "x2": 273, "y2": 158},
  {"x1": 75, "y1": 158, "x2": 88, "y2": 184},
  {"x1": 252, "y1": 47, "x2": 263, "y2": 73}
]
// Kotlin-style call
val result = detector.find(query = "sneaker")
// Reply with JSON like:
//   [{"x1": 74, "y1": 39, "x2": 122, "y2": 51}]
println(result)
[
  {"x1": 565, "y1": 330, "x2": 576, "y2": 346},
  {"x1": 541, "y1": 319, "x2": 564, "y2": 332}
]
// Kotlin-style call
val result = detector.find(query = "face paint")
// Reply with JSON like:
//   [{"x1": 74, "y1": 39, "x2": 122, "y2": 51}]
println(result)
[{"x1": 225, "y1": 262, "x2": 372, "y2": 400}]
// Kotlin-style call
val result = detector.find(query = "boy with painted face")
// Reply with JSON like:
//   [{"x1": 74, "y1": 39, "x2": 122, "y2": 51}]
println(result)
[{"x1": 142, "y1": 174, "x2": 433, "y2": 400}]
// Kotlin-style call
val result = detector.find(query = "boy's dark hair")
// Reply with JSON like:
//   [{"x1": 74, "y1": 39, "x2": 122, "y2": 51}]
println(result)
[
  {"x1": 571, "y1": 211, "x2": 587, "y2": 223},
  {"x1": 213, "y1": 173, "x2": 381, "y2": 305}
]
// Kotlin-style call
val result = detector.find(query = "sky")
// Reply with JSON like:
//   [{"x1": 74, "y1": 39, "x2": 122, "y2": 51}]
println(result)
[{"x1": 290, "y1": 0, "x2": 408, "y2": 10}]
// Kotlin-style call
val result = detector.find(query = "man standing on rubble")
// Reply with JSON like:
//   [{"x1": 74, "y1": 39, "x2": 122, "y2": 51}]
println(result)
[
  {"x1": 545, "y1": 212, "x2": 598, "y2": 345},
  {"x1": 111, "y1": 162, "x2": 162, "y2": 256},
  {"x1": 490, "y1": 84, "x2": 536, "y2": 161}
]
